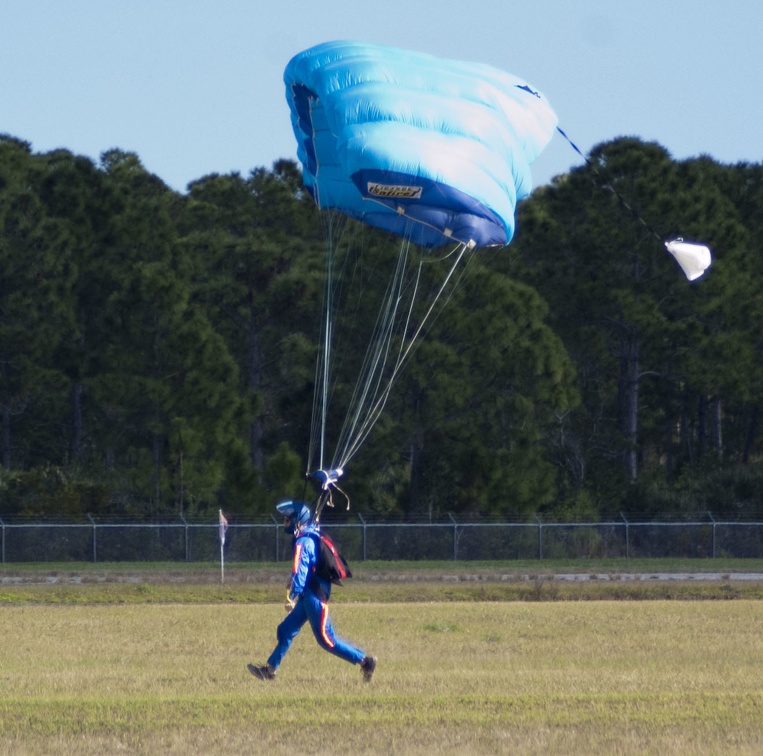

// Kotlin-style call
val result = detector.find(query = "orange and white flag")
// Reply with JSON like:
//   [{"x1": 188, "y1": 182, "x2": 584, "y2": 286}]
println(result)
[{"x1": 218, "y1": 510, "x2": 228, "y2": 546}]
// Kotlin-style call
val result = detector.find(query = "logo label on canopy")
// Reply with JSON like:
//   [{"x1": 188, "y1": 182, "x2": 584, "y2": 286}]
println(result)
[{"x1": 367, "y1": 182, "x2": 423, "y2": 200}]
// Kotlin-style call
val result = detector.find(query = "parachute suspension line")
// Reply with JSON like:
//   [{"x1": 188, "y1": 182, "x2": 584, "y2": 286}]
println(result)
[
  {"x1": 308, "y1": 210, "x2": 348, "y2": 474},
  {"x1": 308, "y1": 232, "x2": 330, "y2": 473},
  {"x1": 318, "y1": 229, "x2": 333, "y2": 470},
  {"x1": 307, "y1": 91, "x2": 327, "y2": 473},
  {"x1": 335, "y1": 240, "x2": 471, "y2": 469},
  {"x1": 333, "y1": 237, "x2": 417, "y2": 466},
  {"x1": 556, "y1": 126, "x2": 662, "y2": 242},
  {"x1": 336, "y1": 240, "x2": 470, "y2": 468}
]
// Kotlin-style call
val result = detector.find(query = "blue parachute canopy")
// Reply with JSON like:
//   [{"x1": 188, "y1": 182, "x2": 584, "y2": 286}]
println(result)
[{"x1": 284, "y1": 41, "x2": 558, "y2": 249}]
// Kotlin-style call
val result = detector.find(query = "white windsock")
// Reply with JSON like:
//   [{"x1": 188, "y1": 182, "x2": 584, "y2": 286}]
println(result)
[{"x1": 664, "y1": 238, "x2": 712, "y2": 281}]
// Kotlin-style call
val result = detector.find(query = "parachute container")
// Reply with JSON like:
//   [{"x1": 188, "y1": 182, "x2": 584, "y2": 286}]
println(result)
[
  {"x1": 664, "y1": 238, "x2": 712, "y2": 281},
  {"x1": 284, "y1": 41, "x2": 558, "y2": 248}
]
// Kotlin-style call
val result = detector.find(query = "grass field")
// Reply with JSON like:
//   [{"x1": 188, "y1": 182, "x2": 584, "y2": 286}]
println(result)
[{"x1": 1, "y1": 562, "x2": 762, "y2": 755}]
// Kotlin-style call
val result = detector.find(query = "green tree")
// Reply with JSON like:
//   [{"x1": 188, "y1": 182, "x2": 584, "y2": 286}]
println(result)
[
  {"x1": 510, "y1": 137, "x2": 754, "y2": 515},
  {"x1": 85, "y1": 150, "x2": 247, "y2": 514},
  {"x1": 33, "y1": 147, "x2": 122, "y2": 466},
  {"x1": 0, "y1": 137, "x2": 77, "y2": 469},
  {"x1": 181, "y1": 163, "x2": 324, "y2": 504},
  {"x1": 367, "y1": 258, "x2": 579, "y2": 519}
]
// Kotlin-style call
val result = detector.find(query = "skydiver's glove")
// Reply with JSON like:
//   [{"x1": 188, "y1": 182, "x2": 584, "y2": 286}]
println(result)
[{"x1": 284, "y1": 590, "x2": 297, "y2": 612}]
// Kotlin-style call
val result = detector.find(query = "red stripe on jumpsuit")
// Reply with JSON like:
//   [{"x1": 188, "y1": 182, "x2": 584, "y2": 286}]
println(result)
[{"x1": 319, "y1": 602, "x2": 335, "y2": 648}]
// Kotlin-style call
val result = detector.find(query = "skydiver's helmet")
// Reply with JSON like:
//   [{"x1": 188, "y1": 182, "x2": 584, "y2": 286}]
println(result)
[{"x1": 276, "y1": 500, "x2": 312, "y2": 535}]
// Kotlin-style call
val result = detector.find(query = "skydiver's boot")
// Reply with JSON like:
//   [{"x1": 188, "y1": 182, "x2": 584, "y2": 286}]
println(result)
[
  {"x1": 247, "y1": 663, "x2": 276, "y2": 681},
  {"x1": 360, "y1": 655, "x2": 377, "y2": 682}
]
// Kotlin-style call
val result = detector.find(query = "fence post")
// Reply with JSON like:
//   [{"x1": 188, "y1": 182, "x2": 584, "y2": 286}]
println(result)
[
  {"x1": 448, "y1": 513, "x2": 458, "y2": 560},
  {"x1": 620, "y1": 513, "x2": 629, "y2": 559},
  {"x1": 535, "y1": 514, "x2": 543, "y2": 560},
  {"x1": 357, "y1": 513, "x2": 367, "y2": 561},
  {"x1": 707, "y1": 511, "x2": 716, "y2": 558},
  {"x1": 0, "y1": 517, "x2": 4, "y2": 564},
  {"x1": 180, "y1": 514, "x2": 189, "y2": 562},
  {"x1": 87, "y1": 514, "x2": 97, "y2": 563},
  {"x1": 271, "y1": 515, "x2": 280, "y2": 562}
]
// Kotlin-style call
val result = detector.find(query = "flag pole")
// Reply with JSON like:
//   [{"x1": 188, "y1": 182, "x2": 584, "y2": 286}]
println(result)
[{"x1": 218, "y1": 509, "x2": 228, "y2": 585}]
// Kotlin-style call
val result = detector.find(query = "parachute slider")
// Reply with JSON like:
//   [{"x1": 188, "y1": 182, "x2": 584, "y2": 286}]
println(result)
[
  {"x1": 308, "y1": 468, "x2": 350, "y2": 522},
  {"x1": 664, "y1": 238, "x2": 712, "y2": 281},
  {"x1": 309, "y1": 467, "x2": 344, "y2": 491}
]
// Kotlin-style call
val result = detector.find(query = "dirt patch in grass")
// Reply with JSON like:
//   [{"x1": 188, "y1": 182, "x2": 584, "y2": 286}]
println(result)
[{"x1": 1, "y1": 561, "x2": 762, "y2": 604}]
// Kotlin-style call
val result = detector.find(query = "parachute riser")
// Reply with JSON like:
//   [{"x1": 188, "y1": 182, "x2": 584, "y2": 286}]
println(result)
[
  {"x1": 307, "y1": 467, "x2": 350, "y2": 524},
  {"x1": 313, "y1": 483, "x2": 351, "y2": 525}
]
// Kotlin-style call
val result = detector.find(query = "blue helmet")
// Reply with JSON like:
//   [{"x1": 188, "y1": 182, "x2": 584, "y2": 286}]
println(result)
[{"x1": 276, "y1": 500, "x2": 312, "y2": 534}]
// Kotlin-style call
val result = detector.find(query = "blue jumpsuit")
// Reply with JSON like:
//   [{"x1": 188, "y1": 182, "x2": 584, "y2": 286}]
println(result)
[{"x1": 267, "y1": 527, "x2": 366, "y2": 670}]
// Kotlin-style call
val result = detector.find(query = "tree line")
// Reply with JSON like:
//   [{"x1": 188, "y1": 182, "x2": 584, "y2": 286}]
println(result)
[{"x1": 1, "y1": 133, "x2": 761, "y2": 521}]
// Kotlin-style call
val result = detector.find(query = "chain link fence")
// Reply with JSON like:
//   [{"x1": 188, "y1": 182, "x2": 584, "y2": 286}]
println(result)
[{"x1": 1, "y1": 513, "x2": 762, "y2": 563}]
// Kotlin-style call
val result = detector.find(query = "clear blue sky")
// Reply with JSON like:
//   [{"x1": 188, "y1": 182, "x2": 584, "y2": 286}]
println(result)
[{"x1": 3, "y1": 1, "x2": 760, "y2": 193}]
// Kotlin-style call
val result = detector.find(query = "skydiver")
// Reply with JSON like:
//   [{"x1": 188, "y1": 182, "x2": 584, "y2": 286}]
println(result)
[{"x1": 247, "y1": 499, "x2": 376, "y2": 682}]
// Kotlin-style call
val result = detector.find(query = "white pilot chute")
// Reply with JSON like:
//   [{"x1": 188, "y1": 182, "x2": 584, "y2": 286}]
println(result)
[{"x1": 664, "y1": 238, "x2": 712, "y2": 281}]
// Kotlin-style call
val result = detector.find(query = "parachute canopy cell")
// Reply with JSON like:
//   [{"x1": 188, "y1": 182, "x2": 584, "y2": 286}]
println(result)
[{"x1": 283, "y1": 41, "x2": 558, "y2": 248}]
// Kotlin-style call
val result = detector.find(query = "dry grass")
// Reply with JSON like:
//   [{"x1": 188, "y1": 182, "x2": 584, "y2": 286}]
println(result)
[{"x1": 1, "y1": 601, "x2": 762, "y2": 754}]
